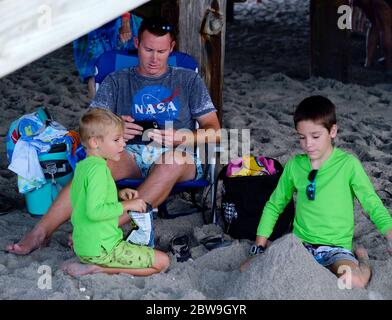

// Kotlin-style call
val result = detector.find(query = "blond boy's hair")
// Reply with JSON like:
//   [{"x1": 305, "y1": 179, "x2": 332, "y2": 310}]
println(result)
[{"x1": 79, "y1": 108, "x2": 124, "y2": 146}]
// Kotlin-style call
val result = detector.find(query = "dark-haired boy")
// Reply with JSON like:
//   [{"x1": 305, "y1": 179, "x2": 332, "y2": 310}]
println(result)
[{"x1": 243, "y1": 95, "x2": 392, "y2": 289}]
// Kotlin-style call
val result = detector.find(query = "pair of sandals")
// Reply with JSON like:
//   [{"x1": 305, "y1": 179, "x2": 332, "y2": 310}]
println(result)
[{"x1": 170, "y1": 234, "x2": 232, "y2": 263}]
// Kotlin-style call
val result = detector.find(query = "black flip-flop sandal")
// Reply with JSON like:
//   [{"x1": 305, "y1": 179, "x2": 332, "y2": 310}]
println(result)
[
  {"x1": 200, "y1": 235, "x2": 232, "y2": 251},
  {"x1": 170, "y1": 234, "x2": 192, "y2": 263}
]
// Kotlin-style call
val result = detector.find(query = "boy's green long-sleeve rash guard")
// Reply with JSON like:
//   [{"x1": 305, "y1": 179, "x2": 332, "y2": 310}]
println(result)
[
  {"x1": 70, "y1": 156, "x2": 124, "y2": 257},
  {"x1": 257, "y1": 148, "x2": 392, "y2": 250}
]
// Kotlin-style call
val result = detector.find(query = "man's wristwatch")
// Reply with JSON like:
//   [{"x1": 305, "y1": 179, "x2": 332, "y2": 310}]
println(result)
[{"x1": 249, "y1": 244, "x2": 265, "y2": 256}]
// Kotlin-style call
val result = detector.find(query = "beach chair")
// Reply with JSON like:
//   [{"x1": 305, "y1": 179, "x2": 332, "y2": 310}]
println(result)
[
  {"x1": 94, "y1": 50, "x2": 218, "y2": 223},
  {"x1": 94, "y1": 49, "x2": 198, "y2": 91}
]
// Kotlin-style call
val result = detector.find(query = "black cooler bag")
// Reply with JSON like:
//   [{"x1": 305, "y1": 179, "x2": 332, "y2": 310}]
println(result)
[{"x1": 216, "y1": 157, "x2": 295, "y2": 241}]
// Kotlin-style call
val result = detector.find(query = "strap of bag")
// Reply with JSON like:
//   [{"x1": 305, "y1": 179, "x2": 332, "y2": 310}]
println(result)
[{"x1": 211, "y1": 165, "x2": 228, "y2": 223}]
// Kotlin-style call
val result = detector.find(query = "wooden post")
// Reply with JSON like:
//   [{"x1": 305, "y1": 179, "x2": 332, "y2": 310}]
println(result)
[
  {"x1": 226, "y1": 0, "x2": 234, "y2": 23},
  {"x1": 177, "y1": 0, "x2": 226, "y2": 124},
  {"x1": 0, "y1": 0, "x2": 151, "y2": 79},
  {"x1": 310, "y1": 0, "x2": 351, "y2": 82}
]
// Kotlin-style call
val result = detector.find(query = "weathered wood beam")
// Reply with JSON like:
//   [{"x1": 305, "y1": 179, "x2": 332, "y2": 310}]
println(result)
[
  {"x1": 310, "y1": 0, "x2": 351, "y2": 82},
  {"x1": 0, "y1": 0, "x2": 151, "y2": 79},
  {"x1": 178, "y1": 0, "x2": 227, "y2": 123}
]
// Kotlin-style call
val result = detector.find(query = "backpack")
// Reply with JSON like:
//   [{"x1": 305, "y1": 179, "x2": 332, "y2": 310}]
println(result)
[{"x1": 213, "y1": 156, "x2": 295, "y2": 241}]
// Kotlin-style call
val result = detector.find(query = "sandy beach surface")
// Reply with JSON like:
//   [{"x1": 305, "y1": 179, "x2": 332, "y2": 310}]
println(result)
[{"x1": 0, "y1": 0, "x2": 391, "y2": 300}]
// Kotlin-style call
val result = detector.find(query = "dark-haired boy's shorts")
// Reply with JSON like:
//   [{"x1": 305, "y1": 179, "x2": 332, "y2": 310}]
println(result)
[{"x1": 303, "y1": 242, "x2": 358, "y2": 267}]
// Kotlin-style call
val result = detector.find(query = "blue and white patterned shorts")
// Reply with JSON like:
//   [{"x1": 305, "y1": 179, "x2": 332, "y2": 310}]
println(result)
[
  {"x1": 125, "y1": 144, "x2": 204, "y2": 180},
  {"x1": 303, "y1": 242, "x2": 358, "y2": 267}
]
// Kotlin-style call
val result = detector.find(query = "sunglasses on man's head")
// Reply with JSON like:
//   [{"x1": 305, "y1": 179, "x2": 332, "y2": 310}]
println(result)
[
  {"x1": 144, "y1": 20, "x2": 174, "y2": 32},
  {"x1": 306, "y1": 169, "x2": 318, "y2": 200}
]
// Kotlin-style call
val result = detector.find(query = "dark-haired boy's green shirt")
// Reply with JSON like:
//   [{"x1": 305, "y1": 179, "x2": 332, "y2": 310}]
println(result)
[{"x1": 257, "y1": 148, "x2": 392, "y2": 250}]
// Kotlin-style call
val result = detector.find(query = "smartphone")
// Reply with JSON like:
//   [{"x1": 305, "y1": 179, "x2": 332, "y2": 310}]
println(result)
[
  {"x1": 134, "y1": 120, "x2": 160, "y2": 131},
  {"x1": 127, "y1": 120, "x2": 160, "y2": 145}
]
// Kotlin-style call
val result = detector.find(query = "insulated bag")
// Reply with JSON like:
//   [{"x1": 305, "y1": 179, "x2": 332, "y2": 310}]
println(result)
[{"x1": 214, "y1": 156, "x2": 295, "y2": 241}]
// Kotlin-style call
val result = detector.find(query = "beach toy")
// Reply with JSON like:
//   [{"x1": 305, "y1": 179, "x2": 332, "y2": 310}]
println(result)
[
  {"x1": 226, "y1": 155, "x2": 275, "y2": 177},
  {"x1": 257, "y1": 156, "x2": 276, "y2": 175}
]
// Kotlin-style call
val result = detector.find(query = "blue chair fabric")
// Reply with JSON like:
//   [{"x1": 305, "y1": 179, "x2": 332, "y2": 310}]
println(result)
[{"x1": 94, "y1": 50, "x2": 198, "y2": 84}]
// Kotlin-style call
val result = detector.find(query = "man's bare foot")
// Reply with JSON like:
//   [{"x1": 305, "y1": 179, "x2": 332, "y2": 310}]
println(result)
[
  {"x1": 5, "y1": 225, "x2": 48, "y2": 255},
  {"x1": 62, "y1": 260, "x2": 102, "y2": 276}
]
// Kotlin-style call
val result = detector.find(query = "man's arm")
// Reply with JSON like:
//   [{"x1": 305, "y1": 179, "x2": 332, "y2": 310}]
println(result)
[{"x1": 195, "y1": 111, "x2": 221, "y2": 144}]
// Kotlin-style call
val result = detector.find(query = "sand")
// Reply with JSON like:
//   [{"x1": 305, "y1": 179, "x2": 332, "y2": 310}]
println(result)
[{"x1": 0, "y1": 0, "x2": 391, "y2": 300}]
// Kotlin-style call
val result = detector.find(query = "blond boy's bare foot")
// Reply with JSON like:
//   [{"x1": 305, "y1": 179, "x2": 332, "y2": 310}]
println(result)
[
  {"x1": 5, "y1": 225, "x2": 48, "y2": 255},
  {"x1": 62, "y1": 260, "x2": 102, "y2": 276}
]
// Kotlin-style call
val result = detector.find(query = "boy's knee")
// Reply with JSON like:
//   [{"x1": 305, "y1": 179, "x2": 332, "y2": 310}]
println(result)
[
  {"x1": 339, "y1": 268, "x2": 370, "y2": 289},
  {"x1": 154, "y1": 251, "x2": 170, "y2": 272}
]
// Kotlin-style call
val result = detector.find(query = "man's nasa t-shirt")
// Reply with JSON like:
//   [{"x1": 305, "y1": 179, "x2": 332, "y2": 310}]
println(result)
[{"x1": 90, "y1": 66, "x2": 216, "y2": 130}]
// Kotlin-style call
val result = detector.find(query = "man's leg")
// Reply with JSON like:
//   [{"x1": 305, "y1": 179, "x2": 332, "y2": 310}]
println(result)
[
  {"x1": 356, "y1": 0, "x2": 380, "y2": 67},
  {"x1": 136, "y1": 150, "x2": 197, "y2": 208},
  {"x1": 374, "y1": 1, "x2": 392, "y2": 70},
  {"x1": 5, "y1": 181, "x2": 73, "y2": 255},
  {"x1": 365, "y1": 22, "x2": 380, "y2": 67},
  {"x1": 108, "y1": 152, "x2": 143, "y2": 226},
  {"x1": 6, "y1": 151, "x2": 140, "y2": 255}
]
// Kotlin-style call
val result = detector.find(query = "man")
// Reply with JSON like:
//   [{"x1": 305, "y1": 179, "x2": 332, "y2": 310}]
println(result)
[
  {"x1": 351, "y1": 0, "x2": 392, "y2": 71},
  {"x1": 6, "y1": 17, "x2": 221, "y2": 255}
]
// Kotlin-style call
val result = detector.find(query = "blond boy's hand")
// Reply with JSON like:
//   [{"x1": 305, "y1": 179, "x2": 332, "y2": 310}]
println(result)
[
  {"x1": 123, "y1": 199, "x2": 147, "y2": 213},
  {"x1": 119, "y1": 188, "x2": 138, "y2": 200}
]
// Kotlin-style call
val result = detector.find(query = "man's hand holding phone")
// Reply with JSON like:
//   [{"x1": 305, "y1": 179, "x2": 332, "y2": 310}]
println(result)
[
  {"x1": 122, "y1": 115, "x2": 160, "y2": 144},
  {"x1": 121, "y1": 115, "x2": 143, "y2": 142}
]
